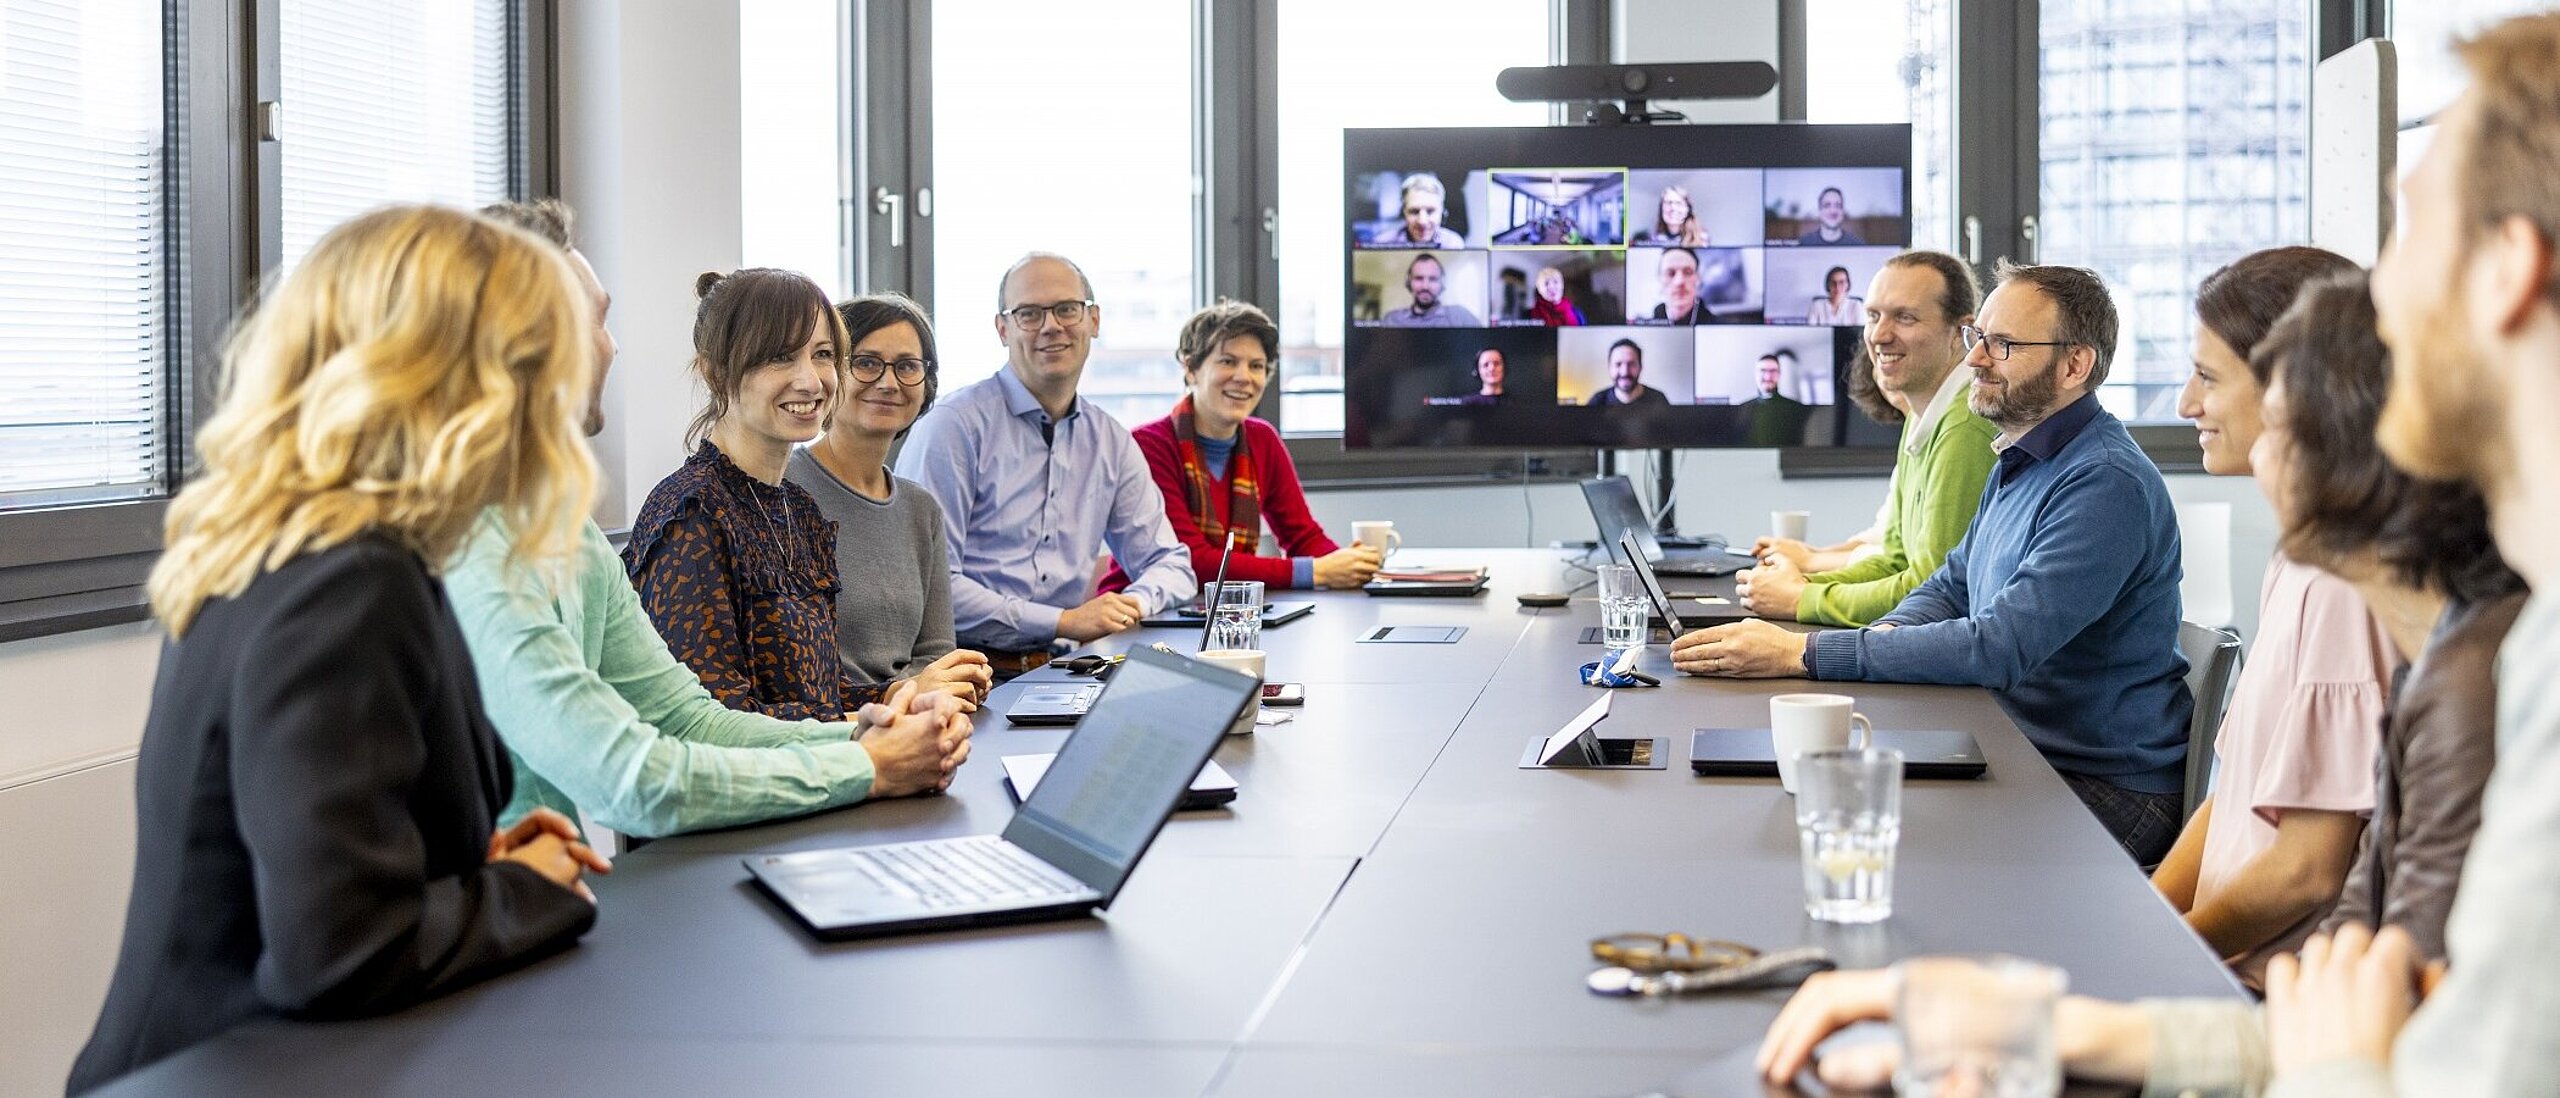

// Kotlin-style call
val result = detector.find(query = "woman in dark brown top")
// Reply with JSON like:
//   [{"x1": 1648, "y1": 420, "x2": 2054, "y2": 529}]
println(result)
[
  {"x1": 625, "y1": 268, "x2": 886, "y2": 720},
  {"x1": 2251, "y1": 272, "x2": 2527, "y2": 963}
]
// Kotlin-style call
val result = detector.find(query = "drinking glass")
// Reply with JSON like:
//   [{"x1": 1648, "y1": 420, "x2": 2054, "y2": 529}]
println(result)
[
  {"x1": 1796, "y1": 746, "x2": 1903, "y2": 924},
  {"x1": 1596, "y1": 564, "x2": 1648, "y2": 650},
  {"x1": 1205, "y1": 580, "x2": 1265, "y2": 651},
  {"x1": 1892, "y1": 955, "x2": 2066, "y2": 1098}
]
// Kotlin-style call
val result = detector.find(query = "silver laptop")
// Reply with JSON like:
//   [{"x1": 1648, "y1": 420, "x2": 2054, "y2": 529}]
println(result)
[
  {"x1": 744, "y1": 645, "x2": 1257, "y2": 940},
  {"x1": 1580, "y1": 476, "x2": 1750, "y2": 577}
]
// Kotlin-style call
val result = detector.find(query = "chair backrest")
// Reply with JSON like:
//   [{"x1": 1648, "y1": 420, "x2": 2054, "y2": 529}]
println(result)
[
  {"x1": 2177, "y1": 621, "x2": 2244, "y2": 821},
  {"x1": 2175, "y1": 501, "x2": 2235, "y2": 630}
]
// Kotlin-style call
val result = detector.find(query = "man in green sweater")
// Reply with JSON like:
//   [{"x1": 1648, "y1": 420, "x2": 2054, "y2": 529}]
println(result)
[
  {"x1": 1739, "y1": 250, "x2": 1998, "y2": 627},
  {"x1": 446, "y1": 199, "x2": 971, "y2": 839}
]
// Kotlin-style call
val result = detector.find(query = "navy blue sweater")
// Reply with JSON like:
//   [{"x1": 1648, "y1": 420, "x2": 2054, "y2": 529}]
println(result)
[{"x1": 1808, "y1": 394, "x2": 2192, "y2": 793}]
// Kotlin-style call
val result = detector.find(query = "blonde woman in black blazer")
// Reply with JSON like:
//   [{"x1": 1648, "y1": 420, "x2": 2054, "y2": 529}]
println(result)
[{"x1": 69, "y1": 206, "x2": 608, "y2": 1093}]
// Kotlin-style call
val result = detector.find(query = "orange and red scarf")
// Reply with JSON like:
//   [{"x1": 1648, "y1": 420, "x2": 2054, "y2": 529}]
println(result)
[{"x1": 1172, "y1": 395, "x2": 1260, "y2": 560}]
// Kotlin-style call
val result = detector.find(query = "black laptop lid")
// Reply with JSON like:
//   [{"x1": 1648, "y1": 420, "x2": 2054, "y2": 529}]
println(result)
[
  {"x1": 1617, "y1": 531, "x2": 1685, "y2": 630},
  {"x1": 1581, "y1": 476, "x2": 1666, "y2": 564},
  {"x1": 999, "y1": 646, "x2": 1256, "y2": 902}
]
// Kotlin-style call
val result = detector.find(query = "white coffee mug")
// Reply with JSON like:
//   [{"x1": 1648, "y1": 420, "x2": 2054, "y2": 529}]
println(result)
[
  {"x1": 1771, "y1": 692, "x2": 1874, "y2": 794},
  {"x1": 1195, "y1": 649, "x2": 1265, "y2": 736},
  {"x1": 1771, "y1": 510, "x2": 1811, "y2": 542},
  {"x1": 1351, "y1": 520, "x2": 1403, "y2": 558}
]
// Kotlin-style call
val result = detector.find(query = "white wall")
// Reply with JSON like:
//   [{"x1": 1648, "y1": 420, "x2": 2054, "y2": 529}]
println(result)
[{"x1": 0, "y1": 623, "x2": 156, "y2": 1095}]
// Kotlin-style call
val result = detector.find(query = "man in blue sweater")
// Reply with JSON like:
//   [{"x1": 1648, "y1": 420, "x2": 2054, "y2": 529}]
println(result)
[{"x1": 1673, "y1": 260, "x2": 2191, "y2": 864}]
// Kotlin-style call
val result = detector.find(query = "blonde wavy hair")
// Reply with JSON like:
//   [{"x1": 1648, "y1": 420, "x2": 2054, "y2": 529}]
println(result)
[{"x1": 148, "y1": 204, "x2": 598, "y2": 635}]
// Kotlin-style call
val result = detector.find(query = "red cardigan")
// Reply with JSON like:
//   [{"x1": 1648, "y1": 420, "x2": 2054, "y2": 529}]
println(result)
[{"x1": 1102, "y1": 415, "x2": 1339, "y2": 592}]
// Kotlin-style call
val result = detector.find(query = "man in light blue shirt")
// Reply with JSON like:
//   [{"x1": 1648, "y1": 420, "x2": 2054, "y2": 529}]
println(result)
[{"x1": 896, "y1": 252, "x2": 1196, "y2": 669}]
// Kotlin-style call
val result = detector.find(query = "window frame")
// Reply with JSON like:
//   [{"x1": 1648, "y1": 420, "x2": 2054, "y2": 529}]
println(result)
[{"x1": 0, "y1": 0, "x2": 545, "y2": 643}]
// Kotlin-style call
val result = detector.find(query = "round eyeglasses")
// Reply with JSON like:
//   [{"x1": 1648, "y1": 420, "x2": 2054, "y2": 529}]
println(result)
[{"x1": 847, "y1": 354, "x2": 930, "y2": 386}]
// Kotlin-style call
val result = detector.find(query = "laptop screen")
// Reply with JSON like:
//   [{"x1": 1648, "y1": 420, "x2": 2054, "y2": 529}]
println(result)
[
  {"x1": 1001, "y1": 647, "x2": 1253, "y2": 896},
  {"x1": 1618, "y1": 531, "x2": 1682, "y2": 628},
  {"x1": 1581, "y1": 476, "x2": 1665, "y2": 564}
]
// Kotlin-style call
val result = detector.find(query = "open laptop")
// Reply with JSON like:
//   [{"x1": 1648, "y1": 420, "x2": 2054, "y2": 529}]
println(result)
[
  {"x1": 744, "y1": 645, "x2": 1257, "y2": 940},
  {"x1": 1581, "y1": 476, "x2": 1752, "y2": 577},
  {"x1": 1689, "y1": 728, "x2": 1989, "y2": 779},
  {"x1": 1619, "y1": 531, "x2": 1755, "y2": 636}
]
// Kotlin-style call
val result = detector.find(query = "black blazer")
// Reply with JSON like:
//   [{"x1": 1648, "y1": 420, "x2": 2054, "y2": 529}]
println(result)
[{"x1": 69, "y1": 535, "x2": 596, "y2": 1094}]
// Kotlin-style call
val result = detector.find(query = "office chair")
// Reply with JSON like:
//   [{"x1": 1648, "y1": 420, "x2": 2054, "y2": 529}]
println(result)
[{"x1": 2177, "y1": 622, "x2": 2245, "y2": 822}]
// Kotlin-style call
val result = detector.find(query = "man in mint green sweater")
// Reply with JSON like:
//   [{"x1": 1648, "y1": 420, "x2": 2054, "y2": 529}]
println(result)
[
  {"x1": 450, "y1": 200, "x2": 969, "y2": 839},
  {"x1": 1740, "y1": 251, "x2": 1998, "y2": 627}
]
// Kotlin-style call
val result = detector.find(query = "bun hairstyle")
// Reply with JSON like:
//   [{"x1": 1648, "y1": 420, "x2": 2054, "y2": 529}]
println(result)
[{"x1": 684, "y1": 267, "x2": 846, "y2": 448}]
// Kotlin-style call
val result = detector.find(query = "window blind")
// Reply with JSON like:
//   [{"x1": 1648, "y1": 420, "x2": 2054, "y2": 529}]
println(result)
[
  {"x1": 0, "y1": 0, "x2": 170, "y2": 510},
  {"x1": 278, "y1": 0, "x2": 513, "y2": 270}
]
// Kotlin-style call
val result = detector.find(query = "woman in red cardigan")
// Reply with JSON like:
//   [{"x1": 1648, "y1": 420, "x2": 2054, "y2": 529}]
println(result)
[{"x1": 1104, "y1": 301, "x2": 1382, "y2": 593}]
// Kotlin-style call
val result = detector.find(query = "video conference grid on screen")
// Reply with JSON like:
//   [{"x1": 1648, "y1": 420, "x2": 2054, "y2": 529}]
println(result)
[{"x1": 1342, "y1": 124, "x2": 1912, "y2": 450}]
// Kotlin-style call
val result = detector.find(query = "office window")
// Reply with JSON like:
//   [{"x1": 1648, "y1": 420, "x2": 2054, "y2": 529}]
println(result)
[
  {"x1": 929, "y1": 0, "x2": 1194, "y2": 425},
  {"x1": 1805, "y1": 0, "x2": 1955, "y2": 254},
  {"x1": 2038, "y1": 0, "x2": 2311, "y2": 423},
  {"x1": 278, "y1": 0, "x2": 514, "y2": 269},
  {"x1": 0, "y1": 0, "x2": 170, "y2": 510},
  {"x1": 2394, "y1": 0, "x2": 2556, "y2": 125},
  {"x1": 1273, "y1": 0, "x2": 1551, "y2": 437},
  {"x1": 739, "y1": 0, "x2": 847, "y2": 300}
]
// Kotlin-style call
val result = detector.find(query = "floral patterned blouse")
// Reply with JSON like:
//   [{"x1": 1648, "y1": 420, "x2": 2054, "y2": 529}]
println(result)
[{"x1": 624, "y1": 441, "x2": 885, "y2": 719}]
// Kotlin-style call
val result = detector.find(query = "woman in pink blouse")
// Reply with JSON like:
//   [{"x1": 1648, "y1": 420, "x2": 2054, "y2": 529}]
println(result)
[{"x1": 2152, "y1": 246, "x2": 2397, "y2": 986}]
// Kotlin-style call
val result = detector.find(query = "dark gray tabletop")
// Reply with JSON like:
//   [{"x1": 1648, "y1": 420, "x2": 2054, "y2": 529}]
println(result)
[{"x1": 94, "y1": 549, "x2": 2237, "y2": 1097}]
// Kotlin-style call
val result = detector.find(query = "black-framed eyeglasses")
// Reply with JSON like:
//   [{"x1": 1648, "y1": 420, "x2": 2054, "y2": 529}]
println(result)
[
  {"x1": 1001, "y1": 299, "x2": 1095, "y2": 328},
  {"x1": 848, "y1": 354, "x2": 930, "y2": 386},
  {"x1": 1959, "y1": 325, "x2": 2075, "y2": 361}
]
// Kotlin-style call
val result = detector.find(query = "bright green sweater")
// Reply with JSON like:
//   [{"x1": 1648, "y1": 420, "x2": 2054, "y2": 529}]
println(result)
[
  {"x1": 445, "y1": 511, "x2": 876, "y2": 837},
  {"x1": 1795, "y1": 386, "x2": 1999, "y2": 627}
]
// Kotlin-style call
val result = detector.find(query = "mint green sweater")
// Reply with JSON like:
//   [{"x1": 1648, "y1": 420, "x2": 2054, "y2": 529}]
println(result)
[
  {"x1": 1795, "y1": 390, "x2": 1998, "y2": 627},
  {"x1": 445, "y1": 512, "x2": 876, "y2": 837}
]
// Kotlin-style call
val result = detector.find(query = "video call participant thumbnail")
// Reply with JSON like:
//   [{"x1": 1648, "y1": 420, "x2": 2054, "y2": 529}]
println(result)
[
  {"x1": 1587, "y1": 338, "x2": 1673, "y2": 407},
  {"x1": 1799, "y1": 187, "x2": 1864, "y2": 246},
  {"x1": 1378, "y1": 252, "x2": 1483, "y2": 327},
  {"x1": 1642, "y1": 247, "x2": 1710, "y2": 326},
  {"x1": 1364, "y1": 172, "x2": 1465, "y2": 249},
  {"x1": 1743, "y1": 353, "x2": 1814, "y2": 445},
  {"x1": 1424, "y1": 347, "x2": 1510, "y2": 405}
]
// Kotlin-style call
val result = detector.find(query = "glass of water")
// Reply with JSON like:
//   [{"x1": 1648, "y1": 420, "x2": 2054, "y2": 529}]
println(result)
[
  {"x1": 1595, "y1": 563, "x2": 1648, "y2": 651},
  {"x1": 1892, "y1": 955, "x2": 2066, "y2": 1098},
  {"x1": 1205, "y1": 580, "x2": 1265, "y2": 651},
  {"x1": 1796, "y1": 746, "x2": 1903, "y2": 924}
]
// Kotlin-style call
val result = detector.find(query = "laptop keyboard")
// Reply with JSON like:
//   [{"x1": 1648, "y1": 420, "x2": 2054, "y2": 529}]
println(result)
[{"x1": 848, "y1": 836, "x2": 1088, "y2": 909}]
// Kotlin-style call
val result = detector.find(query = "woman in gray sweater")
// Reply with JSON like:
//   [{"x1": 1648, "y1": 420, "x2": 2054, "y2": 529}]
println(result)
[{"x1": 786, "y1": 293, "x2": 993, "y2": 710}]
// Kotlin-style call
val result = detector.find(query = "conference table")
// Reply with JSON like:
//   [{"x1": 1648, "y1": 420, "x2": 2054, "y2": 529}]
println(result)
[{"x1": 95, "y1": 549, "x2": 2240, "y2": 1096}]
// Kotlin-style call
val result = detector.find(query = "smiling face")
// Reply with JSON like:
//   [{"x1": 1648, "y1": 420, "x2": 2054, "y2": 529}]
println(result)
[
  {"x1": 1184, "y1": 332, "x2": 1271, "y2": 436},
  {"x1": 1609, "y1": 343, "x2": 1643, "y2": 392},
  {"x1": 997, "y1": 256, "x2": 1099, "y2": 393},
  {"x1": 1862, "y1": 262, "x2": 1966, "y2": 399},
  {"x1": 1827, "y1": 268, "x2": 1851, "y2": 300},
  {"x1": 2373, "y1": 95, "x2": 2516, "y2": 489},
  {"x1": 1402, "y1": 185, "x2": 1446, "y2": 243},
  {"x1": 1406, "y1": 255, "x2": 1445, "y2": 310},
  {"x1": 1758, "y1": 355, "x2": 1782, "y2": 395},
  {"x1": 1536, "y1": 267, "x2": 1565, "y2": 303},
  {"x1": 1476, "y1": 348, "x2": 1506, "y2": 393},
  {"x1": 729, "y1": 307, "x2": 838, "y2": 447},
  {"x1": 1964, "y1": 283, "x2": 2072, "y2": 431},
  {"x1": 1817, "y1": 188, "x2": 1848, "y2": 230},
  {"x1": 1659, "y1": 188, "x2": 1691, "y2": 229},
  {"x1": 830, "y1": 319, "x2": 927, "y2": 441},
  {"x1": 1659, "y1": 249, "x2": 1700, "y2": 315},
  {"x1": 2177, "y1": 322, "x2": 2263, "y2": 476}
]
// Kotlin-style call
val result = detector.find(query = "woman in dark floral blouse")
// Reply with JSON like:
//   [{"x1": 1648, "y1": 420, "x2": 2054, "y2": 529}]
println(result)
[{"x1": 623, "y1": 268, "x2": 885, "y2": 718}]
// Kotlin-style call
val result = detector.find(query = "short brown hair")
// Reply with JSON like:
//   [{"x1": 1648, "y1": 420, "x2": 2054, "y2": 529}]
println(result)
[
  {"x1": 1992, "y1": 259, "x2": 2118, "y2": 388},
  {"x1": 687, "y1": 268, "x2": 845, "y2": 448},
  {"x1": 837, "y1": 292, "x2": 939, "y2": 435},
  {"x1": 1176, "y1": 299, "x2": 1279, "y2": 378},
  {"x1": 2193, "y1": 246, "x2": 2358, "y2": 382},
  {"x1": 2261, "y1": 272, "x2": 2524, "y2": 603},
  {"x1": 479, "y1": 197, "x2": 575, "y2": 251},
  {"x1": 1883, "y1": 249, "x2": 1980, "y2": 323},
  {"x1": 2455, "y1": 14, "x2": 2560, "y2": 310}
]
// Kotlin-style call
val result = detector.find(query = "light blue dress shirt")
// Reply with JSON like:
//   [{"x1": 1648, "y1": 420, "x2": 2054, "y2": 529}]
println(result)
[{"x1": 894, "y1": 369, "x2": 1196, "y2": 650}]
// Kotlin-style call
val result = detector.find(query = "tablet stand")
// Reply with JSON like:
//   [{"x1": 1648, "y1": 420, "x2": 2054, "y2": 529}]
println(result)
[{"x1": 1518, "y1": 729, "x2": 1672, "y2": 770}]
